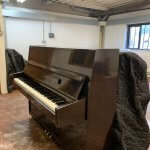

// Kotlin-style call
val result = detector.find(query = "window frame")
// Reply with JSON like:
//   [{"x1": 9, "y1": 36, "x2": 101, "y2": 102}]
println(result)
[{"x1": 127, "y1": 22, "x2": 150, "y2": 50}]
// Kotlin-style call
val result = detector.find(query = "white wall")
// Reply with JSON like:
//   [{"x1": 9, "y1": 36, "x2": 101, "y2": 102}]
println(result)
[
  {"x1": 5, "y1": 17, "x2": 99, "y2": 59},
  {"x1": 104, "y1": 12, "x2": 150, "y2": 74},
  {"x1": 105, "y1": 24, "x2": 127, "y2": 49}
]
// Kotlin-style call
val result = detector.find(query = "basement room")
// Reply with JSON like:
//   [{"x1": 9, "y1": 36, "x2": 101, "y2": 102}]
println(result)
[{"x1": 0, "y1": 0, "x2": 149, "y2": 150}]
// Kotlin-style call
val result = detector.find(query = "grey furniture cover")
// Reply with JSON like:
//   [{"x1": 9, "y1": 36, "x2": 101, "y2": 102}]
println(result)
[
  {"x1": 6, "y1": 49, "x2": 25, "y2": 92},
  {"x1": 111, "y1": 52, "x2": 150, "y2": 150}
]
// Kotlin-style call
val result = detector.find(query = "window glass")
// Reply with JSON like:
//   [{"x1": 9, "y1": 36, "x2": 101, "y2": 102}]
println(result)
[
  {"x1": 127, "y1": 23, "x2": 150, "y2": 50},
  {"x1": 140, "y1": 25, "x2": 150, "y2": 49}
]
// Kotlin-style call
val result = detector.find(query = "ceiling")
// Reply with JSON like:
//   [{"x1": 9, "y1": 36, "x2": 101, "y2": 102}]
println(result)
[
  {"x1": 42, "y1": 0, "x2": 150, "y2": 18},
  {"x1": 43, "y1": 0, "x2": 145, "y2": 11},
  {"x1": 5, "y1": 0, "x2": 150, "y2": 19}
]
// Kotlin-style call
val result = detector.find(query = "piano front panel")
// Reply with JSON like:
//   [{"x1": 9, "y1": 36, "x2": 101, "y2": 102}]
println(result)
[{"x1": 28, "y1": 46, "x2": 53, "y2": 66}]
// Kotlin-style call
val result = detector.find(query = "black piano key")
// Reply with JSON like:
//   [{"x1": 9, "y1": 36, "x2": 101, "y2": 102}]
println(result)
[
  {"x1": 19, "y1": 75, "x2": 68, "y2": 105},
  {"x1": 55, "y1": 101, "x2": 67, "y2": 105},
  {"x1": 43, "y1": 91, "x2": 50, "y2": 95},
  {"x1": 44, "y1": 94, "x2": 52, "y2": 98},
  {"x1": 43, "y1": 90, "x2": 50, "y2": 94},
  {"x1": 37, "y1": 89, "x2": 44, "y2": 92},
  {"x1": 52, "y1": 98, "x2": 61, "y2": 102},
  {"x1": 46, "y1": 96, "x2": 52, "y2": 99}
]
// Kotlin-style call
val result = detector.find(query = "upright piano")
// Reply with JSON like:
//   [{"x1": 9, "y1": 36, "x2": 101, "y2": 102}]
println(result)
[{"x1": 11, "y1": 46, "x2": 119, "y2": 150}]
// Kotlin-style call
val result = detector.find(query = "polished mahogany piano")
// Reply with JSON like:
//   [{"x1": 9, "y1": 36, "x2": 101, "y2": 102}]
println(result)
[{"x1": 11, "y1": 46, "x2": 119, "y2": 150}]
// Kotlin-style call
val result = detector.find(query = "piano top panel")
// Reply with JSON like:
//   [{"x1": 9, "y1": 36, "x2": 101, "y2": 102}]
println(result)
[{"x1": 28, "y1": 46, "x2": 95, "y2": 78}]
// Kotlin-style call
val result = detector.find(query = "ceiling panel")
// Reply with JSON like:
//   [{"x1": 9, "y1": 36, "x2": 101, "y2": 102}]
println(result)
[{"x1": 43, "y1": 0, "x2": 145, "y2": 11}]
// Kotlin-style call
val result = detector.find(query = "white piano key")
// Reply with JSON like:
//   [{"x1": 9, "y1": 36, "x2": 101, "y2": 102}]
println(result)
[{"x1": 14, "y1": 78, "x2": 58, "y2": 113}]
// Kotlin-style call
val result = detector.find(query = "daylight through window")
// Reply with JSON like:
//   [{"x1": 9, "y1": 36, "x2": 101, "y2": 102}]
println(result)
[{"x1": 127, "y1": 23, "x2": 150, "y2": 50}]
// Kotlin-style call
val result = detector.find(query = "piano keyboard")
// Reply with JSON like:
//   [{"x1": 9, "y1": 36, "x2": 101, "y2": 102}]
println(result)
[{"x1": 14, "y1": 76, "x2": 68, "y2": 113}]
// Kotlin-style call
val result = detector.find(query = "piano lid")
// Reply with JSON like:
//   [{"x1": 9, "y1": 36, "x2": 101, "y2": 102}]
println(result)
[
  {"x1": 28, "y1": 46, "x2": 95, "y2": 77},
  {"x1": 24, "y1": 46, "x2": 95, "y2": 99}
]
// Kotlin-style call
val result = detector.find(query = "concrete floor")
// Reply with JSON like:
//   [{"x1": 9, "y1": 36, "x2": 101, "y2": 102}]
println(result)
[
  {"x1": 0, "y1": 90, "x2": 60, "y2": 150},
  {"x1": 0, "y1": 90, "x2": 149, "y2": 150}
]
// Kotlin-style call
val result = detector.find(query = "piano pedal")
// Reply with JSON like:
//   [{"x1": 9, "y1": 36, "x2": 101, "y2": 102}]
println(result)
[
  {"x1": 49, "y1": 135, "x2": 52, "y2": 139},
  {"x1": 47, "y1": 132, "x2": 53, "y2": 139},
  {"x1": 46, "y1": 132, "x2": 50, "y2": 136},
  {"x1": 44, "y1": 129, "x2": 52, "y2": 139}
]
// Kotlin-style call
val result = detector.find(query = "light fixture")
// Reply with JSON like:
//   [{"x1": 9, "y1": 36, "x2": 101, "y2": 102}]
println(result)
[{"x1": 17, "y1": 0, "x2": 26, "y2": 3}]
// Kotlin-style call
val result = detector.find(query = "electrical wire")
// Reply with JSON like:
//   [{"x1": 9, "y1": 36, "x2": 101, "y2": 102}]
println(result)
[
  {"x1": 49, "y1": 21, "x2": 51, "y2": 33},
  {"x1": 43, "y1": 20, "x2": 45, "y2": 42}
]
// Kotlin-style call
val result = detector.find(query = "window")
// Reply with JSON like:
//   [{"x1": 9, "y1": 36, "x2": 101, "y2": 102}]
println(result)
[{"x1": 127, "y1": 23, "x2": 150, "y2": 50}]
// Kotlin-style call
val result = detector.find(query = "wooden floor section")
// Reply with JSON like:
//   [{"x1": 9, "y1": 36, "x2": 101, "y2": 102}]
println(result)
[{"x1": 0, "y1": 90, "x2": 149, "y2": 150}]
